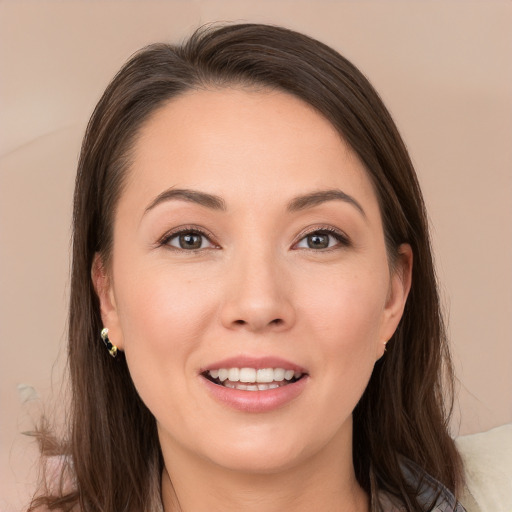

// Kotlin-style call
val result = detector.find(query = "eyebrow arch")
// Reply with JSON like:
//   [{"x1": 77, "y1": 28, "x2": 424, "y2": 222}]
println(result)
[
  {"x1": 143, "y1": 187, "x2": 365, "y2": 218},
  {"x1": 287, "y1": 189, "x2": 366, "y2": 217},
  {"x1": 144, "y1": 188, "x2": 227, "y2": 215}
]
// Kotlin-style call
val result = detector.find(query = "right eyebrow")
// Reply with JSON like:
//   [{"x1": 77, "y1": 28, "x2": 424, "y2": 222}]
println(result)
[{"x1": 143, "y1": 188, "x2": 227, "y2": 216}]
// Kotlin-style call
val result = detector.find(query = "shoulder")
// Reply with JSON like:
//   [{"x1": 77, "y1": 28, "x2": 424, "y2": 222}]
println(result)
[
  {"x1": 455, "y1": 423, "x2": 512, "y2": 512},
  {"x1": 377, "y1": 458, "x2": 466, "y2": 512}
]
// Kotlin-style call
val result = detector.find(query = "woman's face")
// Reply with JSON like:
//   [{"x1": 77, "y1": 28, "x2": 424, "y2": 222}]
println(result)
[{"x1": 95, "y1": 88, "x2": 411, "y2": 475}]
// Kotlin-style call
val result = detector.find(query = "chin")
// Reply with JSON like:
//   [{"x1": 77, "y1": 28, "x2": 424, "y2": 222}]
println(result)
[
  {"x1": 200, "y1": 427, "x2": 325, "y2": 475},
  {"x1": 211, "y1": 448, "x2": 306, "y2": 475}
]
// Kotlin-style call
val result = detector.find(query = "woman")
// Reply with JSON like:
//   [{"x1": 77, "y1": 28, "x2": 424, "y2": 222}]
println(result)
[{"x1": 30, "y1": 23, "x2": 465, "y2": 511}]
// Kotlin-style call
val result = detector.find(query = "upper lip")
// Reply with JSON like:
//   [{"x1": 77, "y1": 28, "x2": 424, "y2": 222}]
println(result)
[{"x1": 201, "y1": 355, "x2": 307, "y2": 374}]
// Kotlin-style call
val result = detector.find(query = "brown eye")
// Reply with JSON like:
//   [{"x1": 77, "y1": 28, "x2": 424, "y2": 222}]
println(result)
[
  {"x1": 306, "y1": 233, "x2": 330, "y2": 249},
  {"x1": 166, "y1": 230, "x2": 214, "y2": 250},
  {"x1": 179, "y1": 233, "x2": 203, "y2": 249},
  {"x1": 295, "y1": 229, "x2": 350, "y2": 250}
]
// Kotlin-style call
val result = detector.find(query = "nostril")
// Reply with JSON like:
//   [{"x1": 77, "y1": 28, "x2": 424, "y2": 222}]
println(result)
[{"x1": 232, "y1": 318, "x2": 283, "y2": 328}]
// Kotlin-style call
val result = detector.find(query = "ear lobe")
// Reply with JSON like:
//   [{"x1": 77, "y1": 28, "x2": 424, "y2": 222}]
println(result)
[
  {"x1": 91, "y1": 253, "x2": 124, "y2": 350},
  {"x1": 378, "y1": 243, "x2": 413, "y2": 357}
]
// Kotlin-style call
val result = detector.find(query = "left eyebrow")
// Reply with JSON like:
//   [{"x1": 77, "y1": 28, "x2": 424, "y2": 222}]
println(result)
[{"x1": 287, "y1": 189, "x2": 366, "y2": 218}]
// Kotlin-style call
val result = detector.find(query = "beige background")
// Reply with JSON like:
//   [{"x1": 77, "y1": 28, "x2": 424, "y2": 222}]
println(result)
[{"x1": 1, "y1": 1, "x2": 511, "y2": 509}]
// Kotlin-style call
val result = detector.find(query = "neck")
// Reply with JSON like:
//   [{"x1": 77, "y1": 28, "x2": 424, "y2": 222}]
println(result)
[{"x1": 160, "y1": 423, "x2": 369, "y2": 512}]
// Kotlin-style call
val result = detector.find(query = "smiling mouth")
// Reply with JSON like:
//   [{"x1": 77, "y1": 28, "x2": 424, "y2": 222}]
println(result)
[{"x1": 202, "y1": 367, "x2": 306, "y2": 391}]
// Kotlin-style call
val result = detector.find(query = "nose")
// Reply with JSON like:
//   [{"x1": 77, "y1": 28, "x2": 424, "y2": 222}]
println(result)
[{"x1": 220, "y1": 251, "x2": 296, "y2": 334}]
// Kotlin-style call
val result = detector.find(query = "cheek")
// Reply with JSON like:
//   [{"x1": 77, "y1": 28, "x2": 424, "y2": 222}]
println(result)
[
  {"x1": 298, "y1": 266, "x2": 387, "y2": 397},
  {"x1": 116, "y1": 261, "x2": 216, "y2": 348},
  {"x1": 301, "y1": 266, "x2": 387, "y2": 348},
  {"x1": 112, "y1": 264, "x2": 217, "y2": 405}
]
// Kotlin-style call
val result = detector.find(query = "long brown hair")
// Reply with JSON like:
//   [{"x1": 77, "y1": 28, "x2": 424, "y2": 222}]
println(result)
[{"x1": 30, "y1": 23, "x2": 463, "y2": 511}]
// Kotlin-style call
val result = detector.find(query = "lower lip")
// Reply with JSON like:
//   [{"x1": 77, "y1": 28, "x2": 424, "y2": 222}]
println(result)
[{"x1": 201, "y1": 376, "x2": 309, "y2": 413}]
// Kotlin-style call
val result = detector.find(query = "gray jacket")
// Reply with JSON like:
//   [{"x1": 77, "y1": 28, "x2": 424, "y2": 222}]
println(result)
[{"x1": 377, "y1": 459, "x2": 467, "y2": 511}]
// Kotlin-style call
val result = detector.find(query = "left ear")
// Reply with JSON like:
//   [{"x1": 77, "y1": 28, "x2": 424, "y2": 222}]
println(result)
[{"x1": 377, "y1": 243, "x2": 413, "y2": 359}]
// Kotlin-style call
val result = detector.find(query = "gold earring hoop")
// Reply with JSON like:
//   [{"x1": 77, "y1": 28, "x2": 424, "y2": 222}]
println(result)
[{"x1": 101, "y1": 327, "x2": 118, "y2": 358}]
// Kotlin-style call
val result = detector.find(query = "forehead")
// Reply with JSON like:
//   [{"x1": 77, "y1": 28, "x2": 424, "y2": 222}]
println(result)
[{"x1": 123, "y1": 87, "x2": 378, "y2": 216}]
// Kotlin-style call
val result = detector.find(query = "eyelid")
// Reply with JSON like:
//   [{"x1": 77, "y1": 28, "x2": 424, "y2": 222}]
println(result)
[
  {"x1": 292, "y1": 225, "x2": 351, "y2": 250},
  {"x1": 157, "y1": 225, "x2": 219, "y2": 250},
  {"x1": 155, "y1": 224, "x2": 350, "y2": 251}
]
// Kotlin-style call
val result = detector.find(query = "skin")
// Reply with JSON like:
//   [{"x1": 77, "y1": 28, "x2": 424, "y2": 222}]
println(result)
[{"x1": 94, "y1": 88, "x2": 412, "y2": 512}]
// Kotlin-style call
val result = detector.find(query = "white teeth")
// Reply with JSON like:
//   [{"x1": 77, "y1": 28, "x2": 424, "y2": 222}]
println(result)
[
  {"x1": 207, "y1": 367, "x2": 304, "y2": 385},
  {"x1": 256, "y1": 368, "x2": 274, "y2": 383},
  {"x1": 284, "y1": 369, "x2": 294, "y2": 380},
  {"x1": 219, "y1": 381, "x2": 289, "y2": 391},
  {"x1": 239, "y1": 368, "x2": 257, "y2": 383},
  {"x1": 227, "y1": 368, "x2": 240, "y2": 382},
  {"x1": 273, "y1": 368, "x2": 285, "y2": 381},
  {"x1": 224, "y1": 382, "x2": 242, "y2": 390}
]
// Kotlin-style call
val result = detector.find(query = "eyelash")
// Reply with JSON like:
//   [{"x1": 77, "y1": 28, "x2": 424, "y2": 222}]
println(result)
[
  {"x1": 295, "y1": 226, "x2": 351, "y2": 251},
  {"x1": 158, "y1": 225, "x2": 218, "y2": 253},
  {"x1": 158, "y1": 225, "x2": 351, "y2": 253}
]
